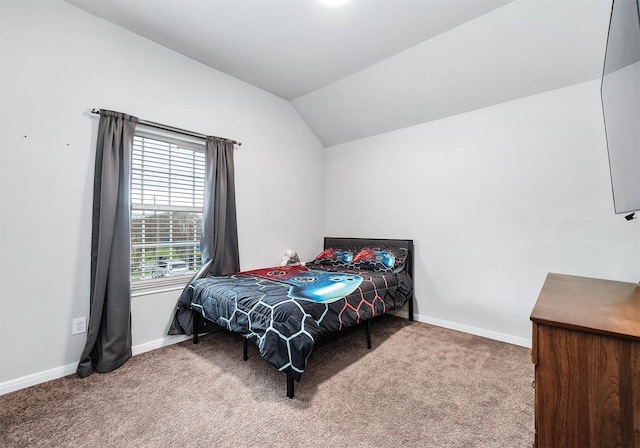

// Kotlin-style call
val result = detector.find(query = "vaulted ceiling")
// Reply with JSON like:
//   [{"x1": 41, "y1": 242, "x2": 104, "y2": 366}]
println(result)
[{"x1": 63, "y1": 0, "x2": 613, "y2": 147}]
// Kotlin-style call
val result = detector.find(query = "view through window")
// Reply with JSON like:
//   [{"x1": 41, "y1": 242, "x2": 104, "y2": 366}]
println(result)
[{"x1": 131, "y1": 130, "x2": 204, "y2": 287}]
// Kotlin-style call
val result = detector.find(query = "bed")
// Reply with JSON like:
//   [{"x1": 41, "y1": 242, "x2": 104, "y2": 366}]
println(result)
[{"x1": 169, "y1": 237, "x2": 414, "y2": 398}]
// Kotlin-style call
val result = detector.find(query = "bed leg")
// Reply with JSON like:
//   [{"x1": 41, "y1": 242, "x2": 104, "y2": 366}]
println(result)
[
  {"x1": 286, "y1": 374, "x2": 294, "y2": 399},
  {"x1": 192, "y1": 309, "x2": 200, "y2": 344},
  {"x1": 366, "y1": 319, "x2": 372, "y2": 349},
  {"x1": 243, "y1": 338, "x2": 248, "y2": 361}
]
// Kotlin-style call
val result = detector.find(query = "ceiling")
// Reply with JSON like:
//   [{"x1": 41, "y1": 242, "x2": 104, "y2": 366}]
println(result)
[{"x1": 62, "y1": 0, "x2": 613, "y2": 147}]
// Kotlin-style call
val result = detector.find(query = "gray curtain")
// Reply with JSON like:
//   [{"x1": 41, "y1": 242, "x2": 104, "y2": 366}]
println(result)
[
  {"x1": 201, "y1": 137, "x2": 240, "y2": 275},
  {"x1": 77, "y1": 110, "x2": 138, "y2": 378}
]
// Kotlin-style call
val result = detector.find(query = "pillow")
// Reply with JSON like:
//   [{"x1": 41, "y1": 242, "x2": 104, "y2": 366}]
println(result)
[
  {"x1": 353, "y1": 246, "x2": 408, "y2": 272},
  {"x1": 353, "y1": 249, "x2": 395, "y2": 269},
  {"x1": 313, "y1": 248, "x2": 354, "y2": 267},
  {"x1": 311, "y1": 245, "x2": 409, "y2": 273}
]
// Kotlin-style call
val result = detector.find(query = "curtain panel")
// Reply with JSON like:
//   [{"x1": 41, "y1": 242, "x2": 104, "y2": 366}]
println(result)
[
  {"x1": 77, "y1": 110, "x2": 138, "y2": 378},
  {"x1": 201, "y1": 136, "x2": 240, "y2": 276}
]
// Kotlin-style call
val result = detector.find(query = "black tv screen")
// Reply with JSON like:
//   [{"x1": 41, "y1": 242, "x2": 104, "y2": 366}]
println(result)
[{"x1": 601, "y1": 0, "x2": 640, "y2": 214}]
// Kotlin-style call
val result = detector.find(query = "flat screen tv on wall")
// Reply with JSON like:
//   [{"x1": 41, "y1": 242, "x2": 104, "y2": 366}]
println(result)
[{"x1": 601, "y1": 0, "x2": 640, "y2": 214}]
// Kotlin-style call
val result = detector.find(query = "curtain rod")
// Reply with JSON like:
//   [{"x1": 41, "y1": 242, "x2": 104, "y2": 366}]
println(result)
[{"x1": 91, "y1": 109, "x2": 241, "y2": 146}]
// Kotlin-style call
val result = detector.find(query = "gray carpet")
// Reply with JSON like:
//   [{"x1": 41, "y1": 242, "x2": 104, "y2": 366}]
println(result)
[{"x1": 0, "y1": 316, "x2": 534, "y2": 447}]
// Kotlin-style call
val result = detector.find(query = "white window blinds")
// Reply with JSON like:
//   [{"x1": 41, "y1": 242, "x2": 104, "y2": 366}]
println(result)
[{"x1": 130, "y1": 130, "x2": 205, "y2": 286}]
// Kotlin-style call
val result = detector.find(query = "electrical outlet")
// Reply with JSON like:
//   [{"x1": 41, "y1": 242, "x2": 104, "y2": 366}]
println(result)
[{"x1": 72, "y1": 317, "x2": 87, "y2": 335}]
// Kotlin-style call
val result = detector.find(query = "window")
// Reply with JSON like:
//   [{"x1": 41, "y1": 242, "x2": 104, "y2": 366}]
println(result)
[{"x1": 130, "y1": 128, "x2": 205, "y2": 291}]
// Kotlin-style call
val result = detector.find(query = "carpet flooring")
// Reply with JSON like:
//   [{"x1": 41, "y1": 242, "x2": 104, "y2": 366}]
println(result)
[{"x1": 0, "y1": 315, "x2": 534, "y2": 447}]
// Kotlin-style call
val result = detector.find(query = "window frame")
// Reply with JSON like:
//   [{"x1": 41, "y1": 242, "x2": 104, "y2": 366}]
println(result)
[{"x1": 130, "y1": 125, "x2": 206, "y2": 295}]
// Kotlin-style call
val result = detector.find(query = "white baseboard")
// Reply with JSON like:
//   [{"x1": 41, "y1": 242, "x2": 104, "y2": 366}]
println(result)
[
  {"x1": 0, "y1": 363, "x2": 80, "y2": 396},
  {"x1": 131, "y1": 334, "x2": 191, "y2": 356},
  {"x1": 1, "y1": 316, "x2": 531, "y2": 396},
  {"x1": 391, "y1": 310, "x2": 532, "y2": 349},
  {"x1": 0, "y1": 334, "x2": 192, "y2": 396}
]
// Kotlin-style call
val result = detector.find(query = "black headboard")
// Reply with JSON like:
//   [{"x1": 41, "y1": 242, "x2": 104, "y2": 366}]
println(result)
[{"x1": 323, "y1": 237, "x2": 414, "y2": 320}]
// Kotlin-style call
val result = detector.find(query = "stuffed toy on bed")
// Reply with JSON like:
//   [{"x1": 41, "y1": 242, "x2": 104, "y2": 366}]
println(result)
[{"x1": 280, "y1": 249, "x2": 305, "y2": 266}]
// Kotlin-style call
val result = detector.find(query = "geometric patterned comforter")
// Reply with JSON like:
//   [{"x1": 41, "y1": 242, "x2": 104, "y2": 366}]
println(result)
[{"x1": 170, "y1": 263, "x2": 413, "y2": 382}]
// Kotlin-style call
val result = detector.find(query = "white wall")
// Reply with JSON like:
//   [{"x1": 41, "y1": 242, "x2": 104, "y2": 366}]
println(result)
[
  {"x1": 0, "y1": 0, "x2": 324, "y2": 392},
  {"x1": 324, "y1": 80, "x2": 639, "y2": 346}
]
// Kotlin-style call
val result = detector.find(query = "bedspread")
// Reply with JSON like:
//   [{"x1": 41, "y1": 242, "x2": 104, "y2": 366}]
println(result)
[{"x1": 171, "y1": 264, "x2": 412, "y2": 381}]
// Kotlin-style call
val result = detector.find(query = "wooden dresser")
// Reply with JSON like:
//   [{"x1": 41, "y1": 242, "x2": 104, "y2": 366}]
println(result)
[{"x1": 530, "y1": 273, "x2": 640, "y2": 448}]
